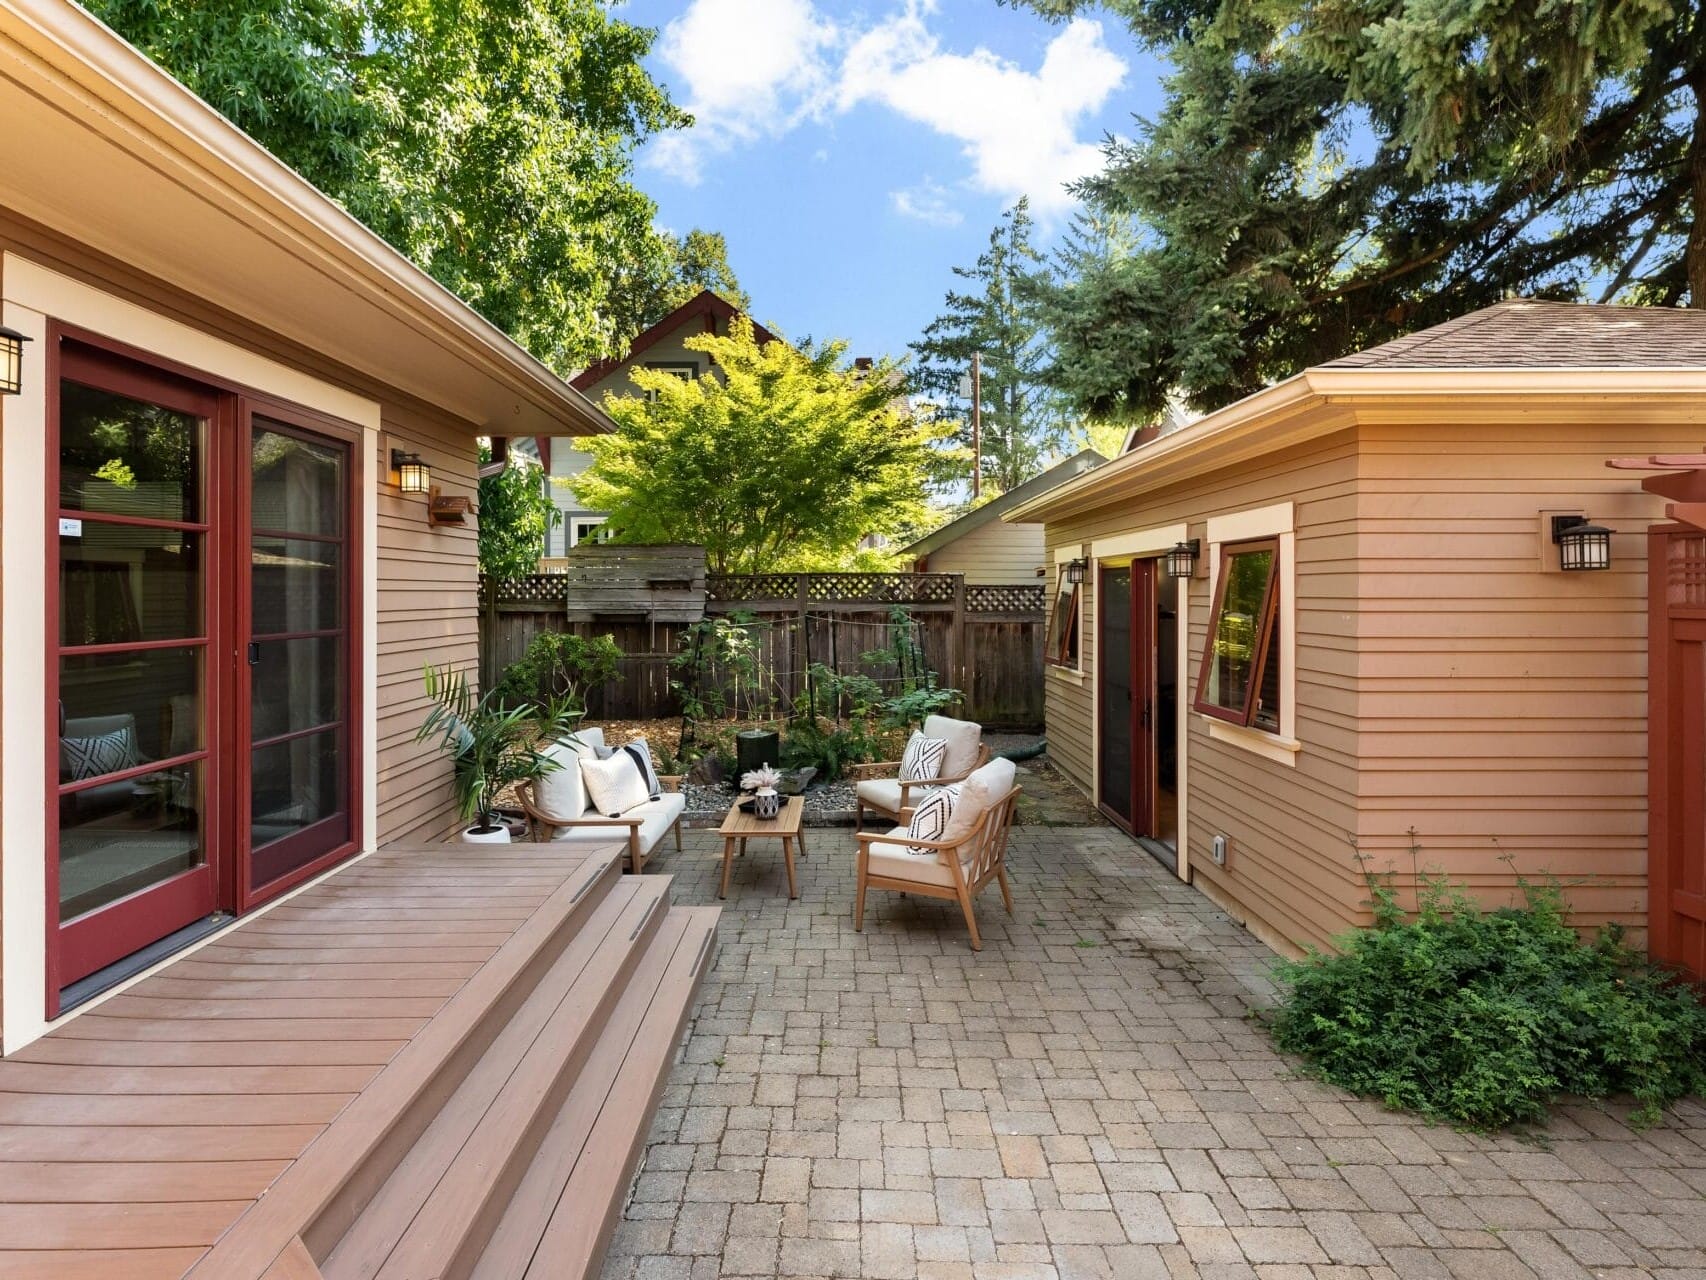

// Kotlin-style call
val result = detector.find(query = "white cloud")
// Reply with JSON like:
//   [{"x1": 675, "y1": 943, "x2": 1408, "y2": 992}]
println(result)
[
  {"x1": 891, "y1": 179, "x2": 964, "y2": 227},
  {"x1": 644, "y1": 0, "x2": 1127, "y2": 215},
  {"x1": 646, "y1": 0, "x2": 839, "y2": 184}
]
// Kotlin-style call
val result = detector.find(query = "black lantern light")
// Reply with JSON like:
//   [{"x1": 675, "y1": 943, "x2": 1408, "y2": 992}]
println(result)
[
  {"x1": 1552, "y1": 514, "x2": 1612, "y2": 571},
  {"x1": 0, "y1": 324, "x2": 32, "y2": 396},
  {"x1": 391, "y1": 448, "x2": 430, "y2": 494},
  {"x1": 1064, "y1": 557, "x2": 1088, "y2": 585},
  {"x1": 1164, "y1": 539, "x2": 1201, "y2": 580}
]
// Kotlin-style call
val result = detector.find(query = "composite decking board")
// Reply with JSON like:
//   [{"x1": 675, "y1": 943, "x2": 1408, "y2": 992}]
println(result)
[
  {"x1": 0, "y1": 1092, "x2": 356, "y2": 1126},
  {"x1": 260, "y1": 1237, "x2": 326, "y2": 1280},
  {"x1": 521, "y1": 909, "x2": 718, "y2": 1280},
  {"x1": 472, "y1": 909, "x2": 693, "y2": 1280},
  {"x1": 316, "y1": 878, "x2": 663, "y2": 1279},
  {"x1": 183, "y1": 852, "x2": 621, "y2": 1280},
  {"x1": 0, "y1": 1246, "x2": 209, "y2": 1280},
  {"x1": 9, "y1": 1040, "x2": 405, "y2": 1068},
  {"x1": 0, "y1": 1161, "x2": 290, "y2": 1203},
  {"x1": 357, "y1": 882, "x2": 673, "y2": 1280},
  {"x1": 0, "y1": 844, "x2": 616, "y2": 1279}
]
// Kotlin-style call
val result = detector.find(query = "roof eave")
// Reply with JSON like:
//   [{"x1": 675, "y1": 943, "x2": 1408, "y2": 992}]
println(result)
[{"x1": 1, "y1": 0, "x2": 609, "y2": 437}]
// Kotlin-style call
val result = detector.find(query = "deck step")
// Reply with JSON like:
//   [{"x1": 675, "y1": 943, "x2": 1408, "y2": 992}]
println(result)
[
  {"x1": 472, "y1": 906, "x2": 718, "y2": 1280},
  {"x1": 314, "y1": 874, "x2": 673, "y2": 1280}
]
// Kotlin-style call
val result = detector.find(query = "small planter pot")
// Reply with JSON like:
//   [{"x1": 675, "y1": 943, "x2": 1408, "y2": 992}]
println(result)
[
  {"x1": 753, "y1": 788, "x2": 780, "y2": 820},
  {"x1": 461, "y1": 824, "x2": 511, "y2": 844}
]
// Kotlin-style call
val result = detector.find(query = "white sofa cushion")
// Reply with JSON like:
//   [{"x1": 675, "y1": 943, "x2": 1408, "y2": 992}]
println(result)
[
  {"x1": 941, "y1": 757, "x2": 1016, "y2": 844},
  {"x1": 536, "y1": 727, "x2": 605, "y2": 820},
  {"x1": 581, "y1": 751, "x2": 650, "y2": 816},
  {"x1": 865, "y1": 826, "x2": 962, "y2": 888},
  {"x1": 855, "y1": 777, "x2": 907, "y2": 817},
  {"x1": 548, "y1": 792, "x2": 685, "y2": 849},
  {"x1": 923, "y1": 714, "x2": 982, "y2": 777}
]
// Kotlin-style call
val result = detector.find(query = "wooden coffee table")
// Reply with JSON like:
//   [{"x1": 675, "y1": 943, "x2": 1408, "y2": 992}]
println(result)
[{"x1": 718, "y1": 796, "x2": 808, "y2": 899}]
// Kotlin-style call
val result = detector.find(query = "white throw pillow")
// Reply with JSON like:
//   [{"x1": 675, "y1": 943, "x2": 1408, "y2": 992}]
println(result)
[
  {"x1": 536, "y1": 728, "x2": 604, "y2": 820},
  {"x1": 923, "y1": 714, "x2": 981, "y2": 777},
  {"x1": 907, "y1": 784, "x2": 958, "y2": 844},
  {"x1": 941, "y1": 757, "x2": 1016, "y2": 844},
  {"x1": 620, "y1": 738, "x2": 662, "y2": 800},
  {"x1": 581, "y1": 751, "x2": 651, "y2": 817},
  {"x1": 899, "y1": 731, "x2": 947, "y2": 782}
]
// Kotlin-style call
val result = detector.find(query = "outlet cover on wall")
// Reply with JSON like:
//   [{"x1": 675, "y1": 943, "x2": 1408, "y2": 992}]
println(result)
[{"x1": 1210, "y1": 834, "x2": 1228, "y2": 866}]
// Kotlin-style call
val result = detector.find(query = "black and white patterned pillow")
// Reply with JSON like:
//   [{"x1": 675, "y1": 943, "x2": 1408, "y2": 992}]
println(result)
[
  {"x1": 906, "y1": 784, "x2": 959, "y2": 845},
  {"x1": 621, "y1": 738, "x2": 662, "y2": 801},
  {"x1": 899, "y1": 731, "x2": 947, "y2": 782},
  {"x1": 61, "y1": 725, "x2": 140, "y2": 782}
]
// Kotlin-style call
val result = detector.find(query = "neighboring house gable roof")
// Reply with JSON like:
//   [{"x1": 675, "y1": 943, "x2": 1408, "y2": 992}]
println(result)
[
  {"x1": 1323, "y1": 298, "x2": 1706, "y2": 370},
  {"x1": 571, "y1": 290, "x2": 779, "y2": 391},
  {"x1": 903, "y1": 450, "x2": 1107, "y2": 557}
]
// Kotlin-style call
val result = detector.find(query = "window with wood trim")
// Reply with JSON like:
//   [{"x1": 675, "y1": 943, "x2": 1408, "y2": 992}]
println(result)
[
  {"x1": 1045, "y1": 563, "x2": 1081, "y2": 668},
  {"x1": 1194, "y1": 538, "x2": 1281, "y2": 731}
]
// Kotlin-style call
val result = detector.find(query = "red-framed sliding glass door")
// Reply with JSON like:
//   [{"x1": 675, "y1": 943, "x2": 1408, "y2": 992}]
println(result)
[{"x1": 48, "y1": 335, "x2": 361, "y2": 1009}]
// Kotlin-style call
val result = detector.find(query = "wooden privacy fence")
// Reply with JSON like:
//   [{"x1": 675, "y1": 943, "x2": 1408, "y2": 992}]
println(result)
[{"x1": 479, "y1": 568, "x2": 1047, "y2": 730}]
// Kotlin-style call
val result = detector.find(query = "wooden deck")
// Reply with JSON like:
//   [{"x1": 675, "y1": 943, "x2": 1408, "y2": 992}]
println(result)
[{"x1": 0, "y1": 842, "x2": 716, "y2": 1279}]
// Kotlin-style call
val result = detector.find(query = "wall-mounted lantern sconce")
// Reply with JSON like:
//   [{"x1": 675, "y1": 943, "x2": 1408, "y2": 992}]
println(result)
[
  {"x1": 391, "y1": 448, "x2": 430, "y2": 494},
  {"x1": 1064, "y1": 557, "x2": 1088, "y2": 585},
  {"x1": 0, "y1": 325, "x2": 33, "y2": 396},
  {"x1": 1164, "y1": 539, "x2": 1201, "y2": 580},
  {"x1": 1552, "y1": 514, "x2": 1612, "y2": 571}
]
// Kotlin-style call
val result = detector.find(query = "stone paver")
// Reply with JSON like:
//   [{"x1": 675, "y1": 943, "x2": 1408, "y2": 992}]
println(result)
[{"x1": 600, "y1": 822, "x2": 1706, "y2": 1280}]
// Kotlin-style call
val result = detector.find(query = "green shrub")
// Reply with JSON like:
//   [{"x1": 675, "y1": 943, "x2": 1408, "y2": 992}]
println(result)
[
  {"x1": 1268, "y1": 858, "x2": 1706, "y2": 1130},
  {"x1": 781, "y1": 716, "x2": 866, "y2": 781},
  {"x1": 496, "y1": 631, "x2": 621, "y2": 714}
]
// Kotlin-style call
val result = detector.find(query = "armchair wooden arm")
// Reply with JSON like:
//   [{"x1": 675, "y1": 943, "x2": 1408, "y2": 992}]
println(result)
[
  {"x1": 853, "y1": 784, "x2": 1019, "y2": 951},
  {"x1": 517, "y1": 781, "x2": 646, "y2": 872},
  {"x1": 854, "y1": 743, "x2": 992, "y2": 829}
]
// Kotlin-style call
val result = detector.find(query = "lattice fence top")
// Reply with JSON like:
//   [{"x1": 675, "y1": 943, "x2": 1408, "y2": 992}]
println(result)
[
  {"x1": 966, "y1": 583, "x2": 1044, "y2": 614},
  {"x1": 482, "y1": 576, "x2": 563, "y2": 606},
  {"x1": 707, "y1": 572, "x2": 961, "y2": 604},
  {"x1": 1669, "y1": 535, "x2": 1706, "y2": 609}
]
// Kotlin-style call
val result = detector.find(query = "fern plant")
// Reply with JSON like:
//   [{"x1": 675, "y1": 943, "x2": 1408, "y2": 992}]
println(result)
[{"x1": 416, "y1": 665, "x2": 576, "y2": 834}]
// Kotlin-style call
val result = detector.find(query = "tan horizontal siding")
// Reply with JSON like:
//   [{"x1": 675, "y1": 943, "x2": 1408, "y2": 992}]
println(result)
[
  {"x1": 1045, "y1": 432, "x2": 1362, "y2": 954},
  {"x1": 373, "y1": 415, "x2": 481, "y2": 845},
  {"x1": 1350, "y1": 416, "x2": 1699, "y2": 941},
  {"x1": 926, "y1": 520, "x2": 1047, "y2": 585}
]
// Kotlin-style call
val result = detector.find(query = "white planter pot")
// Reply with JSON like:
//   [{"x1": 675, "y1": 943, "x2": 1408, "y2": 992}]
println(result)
[{"x1": 461, "y1": 824, "x2": 511, "y2": 844}]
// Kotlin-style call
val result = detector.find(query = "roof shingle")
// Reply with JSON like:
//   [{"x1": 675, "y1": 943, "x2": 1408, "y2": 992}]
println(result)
[{"x1": 1322, "y1": 299, "x2": 1706, "y2": 370}]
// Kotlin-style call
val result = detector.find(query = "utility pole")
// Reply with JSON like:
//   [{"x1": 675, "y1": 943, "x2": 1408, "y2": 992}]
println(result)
[{"x1": 970, "y1": 350, "x2": 982, "y2": 499}]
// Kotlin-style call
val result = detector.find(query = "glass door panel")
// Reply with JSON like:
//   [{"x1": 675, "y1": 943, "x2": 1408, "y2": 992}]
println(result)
[
  {"x1": 247, "y1": 420, "x2": 352, "y2": 894},
  {"x1": 54, "y1": 351, "x2": 219, "y2": 994}
]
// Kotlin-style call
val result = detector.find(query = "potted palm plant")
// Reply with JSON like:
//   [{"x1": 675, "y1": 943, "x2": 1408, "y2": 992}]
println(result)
[{"x1": 416, "y1": 665, "x2": 575, "y2": 843}]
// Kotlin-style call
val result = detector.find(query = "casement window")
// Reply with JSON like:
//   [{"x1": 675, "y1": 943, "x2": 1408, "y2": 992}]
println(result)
[
  {"x1": 1194, "y1": 537, "x2": 1281, "y2": 732},
  {"x1": 642, "y1": 361, "x2": 698, "y2": 401},
  {"x1": 1045, "y1": 562, "x2": 1081, "y2": 669}
]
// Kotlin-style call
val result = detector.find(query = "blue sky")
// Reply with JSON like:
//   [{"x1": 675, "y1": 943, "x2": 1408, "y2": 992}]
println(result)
[{"x1": 618, "y1": 0, "x2": 1170, "y2": 365}]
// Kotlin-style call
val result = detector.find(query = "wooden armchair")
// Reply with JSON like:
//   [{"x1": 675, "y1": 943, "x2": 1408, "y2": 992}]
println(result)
[
  {"x1": 517, "y1": 777, "x2": 683, "y2": 876},
  {"x1": 852, "y1": 742, "x2": 990, "y2": 831},
  {"x1": 854, "y1": 784, "x2": 1019, "y2": 951}
]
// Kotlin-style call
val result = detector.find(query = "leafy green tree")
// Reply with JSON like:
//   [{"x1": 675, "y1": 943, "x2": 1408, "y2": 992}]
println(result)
[
  {"x1": 1015, "y1": 0, "x2": 1703, "y2": 419},
  {"x1": 477, "y1": 448, "x2": 559, "y2": 579},
  {"x1": 578, "y1": 319, "x2": 955, "y2": 574},
  {"x1": 911, "y1": 200, "x2": 1070, "y2": 493},
  {"x1": 91, "y1": 0, "x2": 688, "y2": 371},
  {"x1": 633, "y1": 230, "x2": 750, "y2": 327}
]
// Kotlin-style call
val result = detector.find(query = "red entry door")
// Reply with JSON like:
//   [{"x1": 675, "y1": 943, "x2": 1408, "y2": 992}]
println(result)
[
  {"x1": 1651, "y1": 528, "x2": 1706, "y2": 980},
  {"x1": 49, "y1": 340, "x2": 361, "y2": 1007}
]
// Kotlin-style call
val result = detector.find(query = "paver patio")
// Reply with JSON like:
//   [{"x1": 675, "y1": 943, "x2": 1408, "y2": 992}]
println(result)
[{"x1": 601, "y1": 813, "x2": 1706, "y2": 1280}]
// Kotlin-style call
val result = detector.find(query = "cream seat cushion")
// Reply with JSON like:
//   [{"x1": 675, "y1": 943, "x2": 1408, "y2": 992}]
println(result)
[
  {"x1": 941, "y1": 757, "x2": 1016, "y2": 844},
  {"x1": 536, "y1": 727, "x2": 605, "y2": 820},
  {"x1": 855, "y1": 777, "x2": 907, "y2": 817},
  {"x1": 923, "y1": 715, "x2": 982, "y2": 777},
  {"x1": 864, "y1": 825, "x2": 969, "y2": 888},
  {"x1": 548, "y1": 792, "x2": 685, "y2": 848}
]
